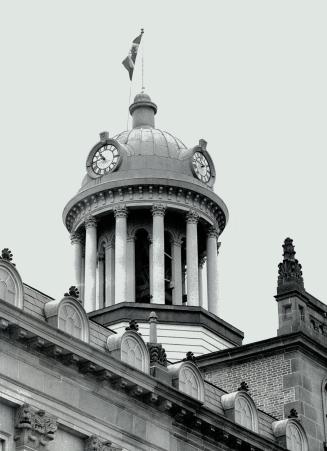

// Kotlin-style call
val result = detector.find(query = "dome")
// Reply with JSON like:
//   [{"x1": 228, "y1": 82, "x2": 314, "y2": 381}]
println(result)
[{"x1": 114, "y1": 127, "x2": 188, "y2": 159}]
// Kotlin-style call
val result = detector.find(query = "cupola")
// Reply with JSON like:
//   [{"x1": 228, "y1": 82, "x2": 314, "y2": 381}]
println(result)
[{"x1": 63, "y1": 92, "x2": 242, "y2": 361}]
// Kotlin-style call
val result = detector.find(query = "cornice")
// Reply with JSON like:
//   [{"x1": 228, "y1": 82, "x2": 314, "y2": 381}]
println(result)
[
  {"x1": 0, "y1": 298, "x2": 282, "y2": 451},
  {"x1": 196, "y1": 331, "x2": 327, "y2": 370},
  {"x1": 63, "y1": 180, "x2": 228, "y2": 234}
]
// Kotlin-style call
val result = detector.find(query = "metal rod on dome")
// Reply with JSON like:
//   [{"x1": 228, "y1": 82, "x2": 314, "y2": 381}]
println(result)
[
  {"x1": 141, "y1": 33, "x2": 145, "y2": 93},
  {"x1": 126, "y1": 83, "x2": 132, "y2": 130}
]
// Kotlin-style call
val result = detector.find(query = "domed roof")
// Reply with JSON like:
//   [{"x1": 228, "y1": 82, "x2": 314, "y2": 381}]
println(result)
[{"x1": 114, "y1": 128, "x2": 187, "y2": 159}]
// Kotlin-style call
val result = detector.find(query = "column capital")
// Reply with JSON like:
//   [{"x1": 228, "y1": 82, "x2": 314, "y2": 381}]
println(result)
[
  {"x1": 114, "y1": 205, "x2": 128, "y2": 218},
  {"x1": 70, "y1": 231, "x2": 83, "y2": 245},
  {"x1": 171, "y1": 236, "x2": 183, "y2": 247},
  {"x1": 207, "y1": 225, "x2": 219, "y2": 239},
  {"x1": 85, "y1": 214, "x2": 97, "y2": 229},
  {"x1": 199, "y1": 256, "x2": 207, "y2": 268},
  {"x1": 151, "y1": 203, "x2": 166, "y2": 217},
  {"x1": 186, "y1": 209, "x2": 199, "y2": 224}
]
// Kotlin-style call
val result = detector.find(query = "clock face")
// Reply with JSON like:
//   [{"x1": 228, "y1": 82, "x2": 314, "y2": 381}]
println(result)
[
  {"x1": 192, "y1": 151, "x2": 211, "y2": 183},
  {"x1": 91, "y1": 143, "x2": 120, "y2": 176}
]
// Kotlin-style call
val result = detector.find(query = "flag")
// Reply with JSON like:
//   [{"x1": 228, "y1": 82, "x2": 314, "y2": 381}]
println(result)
[{"x1": 122, "y1": 29, "x2": 144, "y2": 81}]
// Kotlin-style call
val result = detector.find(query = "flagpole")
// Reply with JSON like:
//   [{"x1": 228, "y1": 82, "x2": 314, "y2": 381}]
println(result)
[{"x1": 126, "y1": 83, "x2": 132, "y2": 130}]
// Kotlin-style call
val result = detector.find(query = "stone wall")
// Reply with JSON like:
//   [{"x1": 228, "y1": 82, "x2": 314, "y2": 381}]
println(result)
[
  {"x1": 204, "y1": 352, "x2": 294, "y2": 420},
  {"x1": 203, "y1": 347, "x2": 327, "y2": 451}
]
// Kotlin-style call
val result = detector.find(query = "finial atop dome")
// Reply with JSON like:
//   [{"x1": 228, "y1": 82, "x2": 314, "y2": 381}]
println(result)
[{"x1": 129, "y1": 92, "x2": 157, "y2": 129}]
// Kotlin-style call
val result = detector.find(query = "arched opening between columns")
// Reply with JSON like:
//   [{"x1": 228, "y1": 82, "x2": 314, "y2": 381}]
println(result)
[{"x1": 135, "y1": 228, "x2": 151, "y2": 303}]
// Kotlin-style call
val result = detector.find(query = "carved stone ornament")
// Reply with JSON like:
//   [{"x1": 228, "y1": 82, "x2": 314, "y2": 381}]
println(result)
[
  {"x1": 237, "y1": 381, "x2": 249, "y2": 392},
  {"x1": 186, "y1": 209, "x2": 199, "y2": 224},
  {"x1": 84, "y1": 435, "x2": 112, "y2": 451},
  {"x1": 183, "y1": 351, "x2": 197, "y2": 365},
  {"x1": 70, "y1": 232, "x2": 83, "y2": 245},
  {"x1": 207, "y1": 225, "x2": 219, "y2": 239},
  {"x1": 277, "y1": 238, "x2": 305, "y2": 294},
  {"x1": 64, "y1": 286, "x2": 80, "y2": 299},
  {"x1": 288, "y1": 408, "x2": 299, "y2": 419},
  {"x1": 15, "y1": 404, "x2": 57, "y2": 450},
  {"x1": 0, "y1": 247, "x2": 14, "y2": 264},
  {"x1": 114, "y1": 205, "x2": 128, "y2": 218},
  {"x1": 125, "y1": 319, "x2": 140, "y2": 333},
  {"x1": 151, "y1": 203, "x2": 166, "y2": 216},
  {"x1": 147, "y1": 342, "x2": 168, "y2": 367},
  {"x1": 84, "y1": 215, "x2": 97, "y2": 229}
]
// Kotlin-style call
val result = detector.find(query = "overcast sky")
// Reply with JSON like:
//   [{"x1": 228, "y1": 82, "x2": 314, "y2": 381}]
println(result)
[{"x1": 1, "y1": 1, "x2": 326, "y2": 344}]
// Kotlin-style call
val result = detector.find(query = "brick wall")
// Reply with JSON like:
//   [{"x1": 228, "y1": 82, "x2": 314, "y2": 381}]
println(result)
[{"x1": 204, "y1": 353, "x2": 295, "y2": 420}]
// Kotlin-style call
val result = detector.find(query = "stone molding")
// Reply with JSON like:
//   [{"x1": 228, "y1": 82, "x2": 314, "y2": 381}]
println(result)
[
  {"x1": 64, "y1": 184, "x2": 226, "y2": 233},
  {"x1": 151, "y1": 203, "x2": 166, "y2": 217},
  {"x1": 186, "y1": 209, "x2": 199, "y2": 224},
  {"x1": 14, "y1": 403, "x2": 57, "y2": 450},
  {"x1": 85, "y1": 215, "x2": 97, "y2": 229},
  {"x1": 114, "y1": 205, "x2": 128, "y2": 218}
]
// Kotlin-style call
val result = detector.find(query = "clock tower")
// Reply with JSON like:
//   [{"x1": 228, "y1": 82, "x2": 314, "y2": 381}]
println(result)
[{"x1": 63, "y1": 92, "x2": 243, "y2": 361}]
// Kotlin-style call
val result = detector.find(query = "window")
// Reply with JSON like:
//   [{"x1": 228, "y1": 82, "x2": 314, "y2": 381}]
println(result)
[
  {"x1": 44, "y1": 298, "x2": 90, "y2": 343},
  {"x1": 167, "y1": 361, "x2": 205, "y2": 402},
  {"x1": 235, "y1": 397, "x2": 254, "y2": 430},
  {"x1": 221, "y1": 392, "x2": 259, "y2": 433},
  {"x1": 0, "y1": 260, "x2": 24, "y2": 309},
  {"x1": 107, "y1": 330, "x2": 150, "y2": 374}
]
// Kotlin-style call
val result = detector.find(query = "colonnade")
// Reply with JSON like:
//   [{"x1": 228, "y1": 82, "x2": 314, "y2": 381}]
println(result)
[{"x1": 71, "y1": 205, "x2": 220, "y2": 316}]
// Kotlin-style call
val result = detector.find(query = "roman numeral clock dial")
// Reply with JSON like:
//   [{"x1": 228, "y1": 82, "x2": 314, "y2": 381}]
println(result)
[
  {"x1": 192, "y1": 151, "x2": 211, "y2": 183},
  {"x1": 86, "y1": 140, "x2": 122, "y2": 179}
]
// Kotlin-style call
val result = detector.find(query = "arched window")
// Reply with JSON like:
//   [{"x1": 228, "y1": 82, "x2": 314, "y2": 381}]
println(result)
[
  {"x1": 0, "y1": 260, "x2": 24, "y2": 309},
  {"x1": 107, "y1": 330, "x2": 150, "y2": 374},
  {"x1": 121, "y1": 335, "x2": 144, "y2": 371},
  {"x1": 44, "y1": 297, "x2": 90, "y2": 343},
  {"x1": 221, "y1": 391, "x2": 259, "y2": 433},
  {"x1": 167, "y1": 361, "x2": 204, "y2": 402},
  {"x1": 272, "y1": 419, "x2": 308, "y2": 451},
  {"x1": 235, "y1": 396, "x2": 254, "y2": 430}
]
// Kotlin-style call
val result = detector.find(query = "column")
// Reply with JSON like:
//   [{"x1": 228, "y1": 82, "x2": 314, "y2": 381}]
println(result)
[
  {"x1": 70, "y1": 232, "x2": 83, "y2": 293},
  {"x1": 114, "y1": 206, "x2": 128, "y2": 303},
  {"x1": 198, "y1": 256, "x2": 206, "y2": 308},
  {"x1": 207, "y1": 226, "x2": 219, "y2": 316},
  {"x1": 152, "y1": 204, "x2": 166, "y2": 304},
  {"x1": 126, "y1": 234, "x2": 136, "y2": 302},
  {"x1": 186, "y1": 210, "x2": 199, "y2": 306},
  {"x1": 84, "y1": 215, "x2": 97, "y2": 312},
  {"x1": 104, "y1": 242, "x2": 115, "y2": 306},
  {"x1": 149, "y1": 238, "x2": 153, "y2": 299},
  {"x1": 171, "y1": 237, "x2": 183, "y2": 305},
  {"x1": 98, "y1": 254, "x2": 104, "y2": 309}
]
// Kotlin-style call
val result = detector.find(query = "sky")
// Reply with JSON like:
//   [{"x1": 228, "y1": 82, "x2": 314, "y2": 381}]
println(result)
[{"x1": 0, "y1": 1, "x2": 326, "y2": 344}]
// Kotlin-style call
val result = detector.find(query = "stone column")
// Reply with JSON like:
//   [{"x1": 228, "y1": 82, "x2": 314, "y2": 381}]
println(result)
[
  {"x1": 104, "y1": 241, "x2": 115, "y2": 306},
  {"x1": 152, "y1": 204, "x2": 166, "y2": 304},
  {"x1": 207, "y1": 226, "x2": 219, "y2": 316},
  {"x1": 114, "y1": 206, "x2": 128, "y2": 303},
  {"x1": 171, "y1": 237, "x2": 183, "y2": 305},
  {"x1": 186, "y1": 210, "x2": 199, "y2": 306},
  {"x1": 97, "y1": 254, "x2": 105, "y2": 309},
  {"x1": 84, "y1": 215, "x2": 97, "y2": 312},
  {"x1": 126, "y1": 234, "x2": 136, "y2": 302},
  {"x1": 149, "y1": 237, "x2": 153, "y2": 299},
  {"x1": 199, "y1": 256, "x2": 206, "y2": 308},
  {"x1": 70, "y1": 232, "x2": 83, "y2": 293}
]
